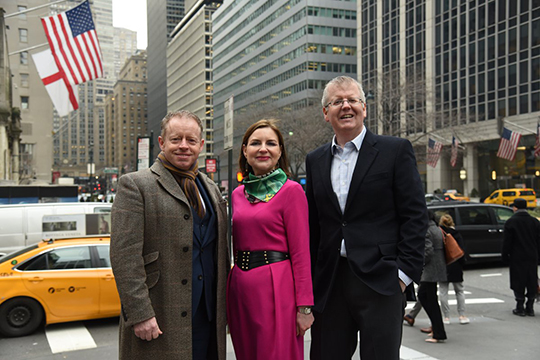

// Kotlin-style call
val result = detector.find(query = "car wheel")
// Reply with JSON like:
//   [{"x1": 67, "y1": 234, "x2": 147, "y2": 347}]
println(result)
[{"x1": 0, "y1": 298, "x2": 44, "y2": 337}]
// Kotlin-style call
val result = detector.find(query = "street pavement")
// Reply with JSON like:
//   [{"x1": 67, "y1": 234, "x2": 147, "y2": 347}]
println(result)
[{"x1": 1, "y1": 265, "x2": 539, "y2": 359}]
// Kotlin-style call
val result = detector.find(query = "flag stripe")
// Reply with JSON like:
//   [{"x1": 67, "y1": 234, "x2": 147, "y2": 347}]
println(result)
[{"x1": 87, "y1": 31, "x2": 103, "y2": 76}]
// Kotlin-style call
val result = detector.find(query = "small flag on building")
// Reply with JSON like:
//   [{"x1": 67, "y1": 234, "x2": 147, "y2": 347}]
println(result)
[
  {"x1": 534, "y1": 123, "x2": 540, "y2": 158},
  {"x1": 497, "y1": 127, "x2": 522, "y2": 161},
  {"x1": 41, "y1": 0, "x2": 103, "y2": 86},
  {"x1": 450, "y1": 136, "x2": 459, "y2": 167},
  {"x1": 427, "y1": 138, "x2": 443, "y2": 168},
  {"x1": 32, "y1": 49, "x2": 78, "y2": 117}
]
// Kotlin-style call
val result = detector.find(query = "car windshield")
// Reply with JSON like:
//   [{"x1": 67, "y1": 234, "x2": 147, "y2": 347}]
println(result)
[{"x1": 0, "y1": 245, "x2": 39, "y2": 264}]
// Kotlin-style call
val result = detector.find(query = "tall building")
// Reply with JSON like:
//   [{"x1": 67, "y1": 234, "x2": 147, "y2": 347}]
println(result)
[
  {"x1": 167, "y1": 0, "x2": 222, "y2": 172},
  {"x1": 50, "y1": 0, "x2": 115, "y2": 181},
  {"x1": 4, "y1": 0, "x2": 54, "y2": 184},
  {"x1": 114, "y1": 27, "x2": 138, "y2": 79},
  {"x1": 105, "y1": 51, "x2": 148, "y2": 173},
  {"x1": 358, "y1": 0, "x2": 540, "y2": 198},
  {"x1": 212, "y1": 0, "x2": 358, "y2": 182},
  {"x1": 147, "y1": 0, "x2": 185, "y2": 158}
]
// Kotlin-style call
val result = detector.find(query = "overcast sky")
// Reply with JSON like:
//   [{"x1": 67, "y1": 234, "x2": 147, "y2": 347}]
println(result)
[{"x1": 112, "y1": 0, "x2": 147, "y2": 49}]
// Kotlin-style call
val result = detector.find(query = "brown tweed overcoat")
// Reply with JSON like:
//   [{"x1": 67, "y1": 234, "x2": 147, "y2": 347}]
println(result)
[{"x1": 110, "y1": 160, "x2": 229, "y2": 359}]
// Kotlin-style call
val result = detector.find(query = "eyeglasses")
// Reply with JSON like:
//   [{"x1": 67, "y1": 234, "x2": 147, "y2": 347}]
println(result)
[{"x1": 325, "y1": 98, "x2": 364, "y2": 108}]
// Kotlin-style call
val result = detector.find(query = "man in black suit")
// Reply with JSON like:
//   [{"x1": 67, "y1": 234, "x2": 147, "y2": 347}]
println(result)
[
  {"x1": 306, "y1": 76, "x2": 428, "y2": 360},
  {"x1": 502, "y1": 198, "x2": 540, "y2": 317}
]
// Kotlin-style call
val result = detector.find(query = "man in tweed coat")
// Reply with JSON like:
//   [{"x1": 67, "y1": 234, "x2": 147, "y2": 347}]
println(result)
[{"x1": 111, "y1": 110, "x2": 229, "y2": 359}]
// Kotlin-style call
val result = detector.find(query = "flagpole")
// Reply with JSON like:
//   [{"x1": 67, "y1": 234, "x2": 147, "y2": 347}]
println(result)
[
  {"x1": 8, "y1": 43, "x2": 49, "y2": 56},
  {"x1": 4, "y1": 0, "x2": 74, "y2": 18}
]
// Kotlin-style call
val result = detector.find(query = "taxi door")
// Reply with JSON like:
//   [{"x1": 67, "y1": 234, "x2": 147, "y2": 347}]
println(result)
[
  {"x1": 21, "y1": 246, "x2": 100, "y2": 319},
  {"x1": 92, "y1": 245, "x2": 120, "y2": 316}
]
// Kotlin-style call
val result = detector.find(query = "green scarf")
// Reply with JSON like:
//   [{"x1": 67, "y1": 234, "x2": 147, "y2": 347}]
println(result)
[
  {"x1": 157, "y1": 152, "x2": 205, "y2": 218},
  {"x1": 242, "y1": 168, "x2": 288, "y2": 203}
]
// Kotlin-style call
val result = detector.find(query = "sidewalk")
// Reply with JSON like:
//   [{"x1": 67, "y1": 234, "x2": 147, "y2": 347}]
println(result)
[{"x1": 225, "y1": 330, "x2": 438, "y2": 360}]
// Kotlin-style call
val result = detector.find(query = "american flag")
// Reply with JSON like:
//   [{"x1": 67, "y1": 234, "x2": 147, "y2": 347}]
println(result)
[
  {"x1": 450, "y1": 136, "x2": 459, "y2": 167},
  {"x1": 427, "y1": 138, "x2": 443, "y2": 168},
  {"x1": 41, "y1": 1, "x2": 103, "y2": 86},
  {"x1": 497, "y1": 127, "x2": 522, "y2": 161},
  {"x1": 534, "y1": 123, "x2": 540, "y2": 158}
]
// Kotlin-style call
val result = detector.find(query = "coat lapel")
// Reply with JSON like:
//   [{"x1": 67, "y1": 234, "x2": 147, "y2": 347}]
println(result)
[
  {"x1": 344, "y1": 129, "x2": 379, "y2": 214},
  {"x1": 151, "y1": 160, "x2": 190, "y2": 206},
  {"x1": 316, "y1": 143, "x2": 342, "y2": 215}
]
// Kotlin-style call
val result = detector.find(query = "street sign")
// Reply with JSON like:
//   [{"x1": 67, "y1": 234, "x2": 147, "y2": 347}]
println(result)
[
  {"x1": 103, "y1": 167, "x2": 119, "y2": 174},
  {"x1": 224, "y1": 95, "x2": 234, "y2": 151},
  {"x1": 206, "y1": 158, "x2": 217, "y2": 173},
  {"x1": 137, "y1": 137, "x2": 151, "y2": 170}
]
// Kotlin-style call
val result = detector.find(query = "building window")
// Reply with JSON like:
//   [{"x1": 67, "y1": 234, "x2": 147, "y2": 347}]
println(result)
[
  {"x1": 21, "y1": 96, "x2": 29, "y2": 109},
  {"x1": 20, "y1": 51, "x2": 28, "y2": 65},
  {"x1": 18, "y1": 6, "x2": 27, "y2": 19},
  {"x1": 20, "y1": 73, "x2": 29, "y2": 87},
  {"x1": 19, "y1": 28, "x2": 28, "y2": 42}
]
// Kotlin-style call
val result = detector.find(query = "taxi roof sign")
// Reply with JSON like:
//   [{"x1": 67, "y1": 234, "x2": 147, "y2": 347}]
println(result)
[{"x1": 42, "y1": 213, "x2": 110, "y2": 240}]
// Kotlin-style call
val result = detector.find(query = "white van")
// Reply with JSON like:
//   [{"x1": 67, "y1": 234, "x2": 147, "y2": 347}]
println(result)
[{"x1": 0, "y1": 203, "x2": 112, "y2": 256}]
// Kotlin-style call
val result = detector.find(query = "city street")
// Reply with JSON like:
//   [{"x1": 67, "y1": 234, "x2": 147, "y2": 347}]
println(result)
[{"x1": 1, "y1": 264, "x2": 539, "y2": 359}]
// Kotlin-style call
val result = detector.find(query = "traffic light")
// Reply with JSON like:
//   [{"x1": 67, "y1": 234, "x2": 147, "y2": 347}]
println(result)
[{"x1": 236, "y1": 171, "x2": 244, "y2": 182}]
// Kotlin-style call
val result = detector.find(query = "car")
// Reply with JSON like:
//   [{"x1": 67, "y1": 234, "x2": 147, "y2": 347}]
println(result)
[
  {"x1": 442, "y1": 190, "x2": 470, "y2": 202},
  {"x1": 483, "y1": 188, "x2": 537, "y2": 209},
  {"x1": 427, "y1": 202, "x2": 515, "y2": 263},
  {"x1": 425, "y1": 193, "x2": 447, "y2": 205},
  {"x1": 0, "y1": 236, "x2": 120, "y2": 337}
]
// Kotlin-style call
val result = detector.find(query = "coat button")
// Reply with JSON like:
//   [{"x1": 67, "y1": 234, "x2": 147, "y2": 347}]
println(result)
[
  {"x1": 183, "y1": 246, "x2": 189, "y2": 252},
  {"x1": 182, "y1": 279, "x2": 188, "y2": 285},
  {"x1": 342, "y1": 221, "x2": 347, "y2": 227},
  {"x1": 198, "y1": 275, "x2": 203, "y2": 280},
  {"x1": 184, "y1": 214, "x2": 190, "y2": 220},
  {"x1": 181, "y1": 311, "x2": 187, "y2": 317}
]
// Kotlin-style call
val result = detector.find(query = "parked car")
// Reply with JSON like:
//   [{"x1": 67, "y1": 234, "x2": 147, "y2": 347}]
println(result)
[
  {"x1": 425, "y1": 193, "x2": 447, "y2": 205},
  {"x1": 427, "y1": 203, "x2": 515, "y2": 263},
  {"x1": 442, "y1": 189, "x2": 470, "y2": 202},
  {"x1": 483, "y1": 188, "x2": 537, "y2": 208},
  {"x1": 0, "y1": 236, "x2": 120, "y2": 337},
  {"x1": 0, "y1": 202, "x2": 111, "y2": 256}
]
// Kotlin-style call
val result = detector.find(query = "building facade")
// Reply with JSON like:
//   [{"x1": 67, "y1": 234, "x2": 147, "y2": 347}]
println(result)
[
  {"x1": 105, "y1": 51, "x2": 148, "y2": 174},
  {"x1": 167, "y1": 0, "x2": 221, "y2": 172},
  {"x1": 147, "y1": 0, "x2": 185, "y2": 159},
  {"x1": 212, "y1": 0, "x2": 358, "y2": 185},
  {"x1": 358, "y1": 0, "x2": 540, "y2": 199},
  {"x1": 113, "y1": 27, "x2": 138, "y2": 79}
]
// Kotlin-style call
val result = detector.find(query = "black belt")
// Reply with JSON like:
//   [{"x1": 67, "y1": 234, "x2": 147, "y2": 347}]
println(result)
[{"x1": 235, "y1": 250, "x2": 289, "y2": 271}]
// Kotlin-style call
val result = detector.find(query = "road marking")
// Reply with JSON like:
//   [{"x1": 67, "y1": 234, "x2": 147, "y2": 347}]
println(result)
[
  {"x1": 452, "y1": 298, "x2": 504, "y2": 304},
  {"x1": 400, "y1": 345, "x2": 439, "y2": 360},
  {"x1": 45, "y1": 322, "x2": 97, "y2": 353},
  {"x1": 480, "y1": 273, "x2": 503, "y2": 277}
]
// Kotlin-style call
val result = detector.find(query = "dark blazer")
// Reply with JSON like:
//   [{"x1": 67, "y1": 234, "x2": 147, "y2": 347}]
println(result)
[
  {"x1": 306, "y1": 129, "x2": 427, "y2": 312},
  {"x1": 111, "y1": 160, "x2": 229, "y2": 360}
]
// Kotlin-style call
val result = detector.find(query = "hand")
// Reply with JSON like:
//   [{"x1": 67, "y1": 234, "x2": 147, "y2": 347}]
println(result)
[
  {"x1": 296, "y1": 312, "x2": 314, "y2": 336},
  {"x1": 399, "y1": 279, "x2": 407, "y2": 293},
  {"x1": 133, "y1": 317, "x2": 163, "y2": 341}
]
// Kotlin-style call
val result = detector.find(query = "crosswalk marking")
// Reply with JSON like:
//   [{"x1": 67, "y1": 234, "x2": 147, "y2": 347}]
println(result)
[
  {"x1": 400, "y1": 345, "x2": 439, "y2": 360},
  {"x1": 45, "y1": 322, "x2": 97, "y2": 353},
  {"x1": 480, "y1": 273, "x2": 503, "y2": 277}
]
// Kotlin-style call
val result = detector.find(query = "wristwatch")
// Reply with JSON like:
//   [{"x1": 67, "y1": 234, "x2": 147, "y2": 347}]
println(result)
[{"x1": 298, "y1": 307, "x2": 312, "y2": 315}]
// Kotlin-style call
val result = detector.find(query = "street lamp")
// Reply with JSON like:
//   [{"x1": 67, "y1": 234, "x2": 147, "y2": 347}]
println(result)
[{"x1": 459, "y1": 168, "x2": 467, "y2": 180}]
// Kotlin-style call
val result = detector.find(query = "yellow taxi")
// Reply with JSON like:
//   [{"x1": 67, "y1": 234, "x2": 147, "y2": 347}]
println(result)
[
  {"x1": 0, "y1": 236, "x2": 120, "y2": 337},
  {"x1": 484, "y1": 188, "x2": 537, "y2": 208},
  {"x1": 443, "y1": 189, "x2": 470, "y2": 202}
]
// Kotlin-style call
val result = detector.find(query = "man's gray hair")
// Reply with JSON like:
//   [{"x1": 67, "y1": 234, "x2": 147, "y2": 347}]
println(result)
[
  {"x1": 160, "y1": 110, "x2": 203, "y2": 138},
  {"x1": 321, "y1": 76, "x2": 366, "y2": 107}
]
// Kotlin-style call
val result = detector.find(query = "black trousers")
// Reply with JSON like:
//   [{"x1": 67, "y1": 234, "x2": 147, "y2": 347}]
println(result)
[
  {"x1": 417, "y1": 282, "x2": 447, "y2": 340},
  {"x1": 310, "y1": 258, "x2": 405, "y2": 360},
  {"x1": 192, "y1": 290, "x2": 217, "y2": 360}
]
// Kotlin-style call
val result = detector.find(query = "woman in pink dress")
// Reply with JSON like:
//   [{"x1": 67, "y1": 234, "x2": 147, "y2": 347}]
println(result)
[{"x1": 227, "y1": 119, "x2": 314, "y2": 360}]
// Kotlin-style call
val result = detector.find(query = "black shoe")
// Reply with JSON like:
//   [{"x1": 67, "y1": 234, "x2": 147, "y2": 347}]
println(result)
[
  {"x1": 513, "y1": 308, "x2": 526, "y2": 317},
  {"x1": 525, "y1": 309, "x2": 535, "y2": 316}
]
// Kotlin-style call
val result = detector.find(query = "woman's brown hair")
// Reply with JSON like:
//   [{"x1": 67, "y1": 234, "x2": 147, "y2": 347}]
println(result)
[{"x1": 238, "y1": 119, "x2": 291, "y2": 178}]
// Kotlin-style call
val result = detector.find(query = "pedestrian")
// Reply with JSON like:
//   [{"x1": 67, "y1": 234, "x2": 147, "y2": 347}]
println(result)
[
  {"x1": 502, "y1": 198, "x2": 540, "y2": 317},
  {"x1": 306, "y1": 75, "x2": 428, "y2": 360},
  {"x1": 417, "y1": 210, "x2": 447, "y2": 343},
  {"x1": 227, "y1": 119, "x2": 314, "y2": 360},
  {"x1": 438, "y1": 213, "x2": 469, "y2": 325},
  {"x1": 110, "y1": 110, "x2": 230, "y2": 360}
]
